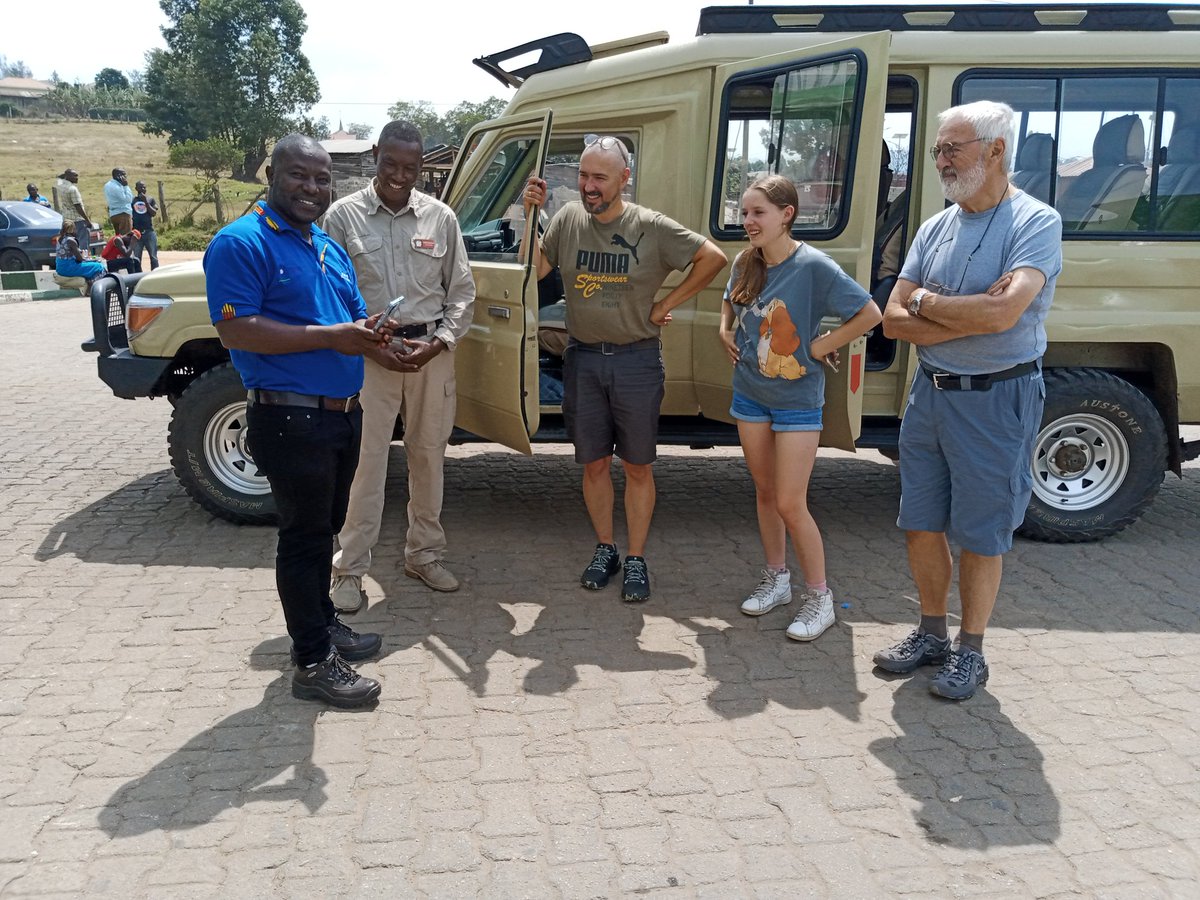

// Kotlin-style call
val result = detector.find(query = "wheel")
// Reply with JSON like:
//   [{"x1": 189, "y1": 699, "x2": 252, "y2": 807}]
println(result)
[
  {"x1": 1018, "y1": 368, "x2": 1166, "y2": 543},
  {"x1": 168, "y1": 363, "x2": 276, "y2": 525},
  {"x1": 0, "y1": 248, "x2": 32, "y2": 272}
]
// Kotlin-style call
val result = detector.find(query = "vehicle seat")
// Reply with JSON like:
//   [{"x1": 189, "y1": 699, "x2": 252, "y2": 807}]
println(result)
[
  {"x1": 1157, "y1": 125, "x2": 1200, "y2": 231},
  {"x1": 1055, "y1": 114, "x2": 1146, "y2": 231},
  {"x1": 1010, "y1": 132, "x2": 1053, "y2": 203}
]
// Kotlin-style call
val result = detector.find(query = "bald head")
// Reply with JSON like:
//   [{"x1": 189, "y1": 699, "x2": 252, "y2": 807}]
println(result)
[{"x1": 267, "y1": 133, "x2": 334, "y2": 230}]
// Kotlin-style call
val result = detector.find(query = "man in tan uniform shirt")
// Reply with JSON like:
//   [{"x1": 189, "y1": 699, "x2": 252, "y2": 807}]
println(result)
[{"x1": 323, "y1": 120, "x2": 475, "y2": 611}]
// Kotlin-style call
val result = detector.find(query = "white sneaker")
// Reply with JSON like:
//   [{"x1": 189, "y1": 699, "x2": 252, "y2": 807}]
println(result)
[
  {"x1": 331, "y1": 574, "x2": 366, "y2": 614},
  {"x1": 740, "y1": 569, "x2": 792, "y2": 616},
  {"x1": 785, "y1": 588, "x2": 835, "y2": 641}
]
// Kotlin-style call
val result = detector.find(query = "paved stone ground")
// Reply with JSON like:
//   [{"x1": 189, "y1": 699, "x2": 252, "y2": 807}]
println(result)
[{"x1": 2, "y1": 299, "x2": 1199, "y2": 898}]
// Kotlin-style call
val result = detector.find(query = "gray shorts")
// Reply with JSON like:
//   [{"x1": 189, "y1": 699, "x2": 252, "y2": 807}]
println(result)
[
  {"x1": 562, "y1": 339, "x2": 663, "y2": 465},
  {"x1": 897, "y1": 368, "x2": 1045, "y2": 556}
]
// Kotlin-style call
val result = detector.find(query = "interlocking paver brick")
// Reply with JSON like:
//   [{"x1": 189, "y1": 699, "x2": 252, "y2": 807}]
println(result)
[{"x1": 4, "y1": 299, "x2": 1200, "y2": 895}]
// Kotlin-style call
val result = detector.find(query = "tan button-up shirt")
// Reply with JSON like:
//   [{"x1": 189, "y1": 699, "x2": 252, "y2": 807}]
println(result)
[{"x1": 322, "y1": 182, "x2": 474, "y2": 349}]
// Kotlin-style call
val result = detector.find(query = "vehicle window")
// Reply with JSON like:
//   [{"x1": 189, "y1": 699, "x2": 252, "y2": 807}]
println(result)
[
  {"x1": 453, "y1": 132, "x2": 637, "y2": 261},
  {"x1": 717, "y1": 53, "x2": 862, "y2": 237},
  {"x1": 0, "y1": 212, "x2": 9, "y2": 230},
  {"x1": 19, "y1": 203, "x2": 59, "y2": 225},
  {"x1": 960, "y1": 72, "x2": 1200, "y2": 237}
]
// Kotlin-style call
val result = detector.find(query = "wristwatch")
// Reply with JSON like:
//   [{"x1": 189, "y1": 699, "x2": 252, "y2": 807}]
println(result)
[{"x1": 908, "y1": 288, "x2": 929, "y2": 317}]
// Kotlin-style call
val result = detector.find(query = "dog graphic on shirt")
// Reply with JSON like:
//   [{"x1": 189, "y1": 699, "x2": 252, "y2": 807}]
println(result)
[{"x1": 757, "y1": 298, "x2": 807, "y2": 380}]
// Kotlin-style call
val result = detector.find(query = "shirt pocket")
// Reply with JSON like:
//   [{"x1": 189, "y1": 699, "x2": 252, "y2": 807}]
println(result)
[
  {"x1": 407, "y1": 238, "x2": 446, "y2": 288},
  {"x1": 344, "y1": 234, "x2": 388, "y2": 300}
]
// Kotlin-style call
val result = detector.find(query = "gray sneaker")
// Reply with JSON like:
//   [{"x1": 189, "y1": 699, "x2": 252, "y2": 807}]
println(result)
[
  {"x1": 873, "y1": 628, "x2": 951, "y2": 674},
  {"x1": 741, "y1": 569, "x2": 793, "y2": 616},
  {"x1": 331, "y1": 574, "x2": 366, "y2": 614},
  {"x1": 929, "y1": 647, "x2": 989, "y2": 700}
]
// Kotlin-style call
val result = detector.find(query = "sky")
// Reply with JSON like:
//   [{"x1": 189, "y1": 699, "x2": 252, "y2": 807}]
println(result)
[{"x1": 3, "y1": 0, "x2": 718, "y2": 140}]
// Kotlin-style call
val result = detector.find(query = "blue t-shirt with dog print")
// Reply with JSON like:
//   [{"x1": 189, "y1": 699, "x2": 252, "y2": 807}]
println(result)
[{"x1": 724, "y1": 243, "x2": 870, "y2": 410}]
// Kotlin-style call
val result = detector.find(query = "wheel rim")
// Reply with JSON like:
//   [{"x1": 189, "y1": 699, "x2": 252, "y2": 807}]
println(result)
[
  {"x1": 202, "y1": 402, "x2": 271, "y2": 496},
  {"x1": 1031, "y1": 413, "x2": 1129, "y2": 511}
]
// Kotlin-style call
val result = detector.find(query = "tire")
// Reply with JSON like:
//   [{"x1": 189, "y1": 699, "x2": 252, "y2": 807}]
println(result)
[
  {"x1": 1018, "y1": 368, "x2": 1166, "y2": 543},
  {"x1": 0, "y1": 248, "x2": 32, "y2": 272},
  {"x1": 168, "y1": 363, "x2": 276, "y2": 525}
]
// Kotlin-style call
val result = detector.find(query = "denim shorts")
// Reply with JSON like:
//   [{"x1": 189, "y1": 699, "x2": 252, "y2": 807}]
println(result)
[{"x1": 730, "y1": 391, "x2": 822, "y2": 432}]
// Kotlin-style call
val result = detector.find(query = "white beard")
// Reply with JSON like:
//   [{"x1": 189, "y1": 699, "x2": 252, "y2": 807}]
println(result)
[{"x1": 940, "y1": 157, "x2": 987, "y2": 204}]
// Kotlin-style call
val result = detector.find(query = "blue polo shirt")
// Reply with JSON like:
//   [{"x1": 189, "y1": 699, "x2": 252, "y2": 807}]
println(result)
[{"x1": 204, "y1": 201, "x2": 368, "y2": 396}]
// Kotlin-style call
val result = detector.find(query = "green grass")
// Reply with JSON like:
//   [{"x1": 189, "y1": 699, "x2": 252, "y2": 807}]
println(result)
[{"x1": 0, "y1": 119, "x2": 266, "y2": 247}]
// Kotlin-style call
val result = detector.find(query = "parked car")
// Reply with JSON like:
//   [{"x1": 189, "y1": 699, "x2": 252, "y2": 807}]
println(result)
[{"x1": 0, "y1": 200, "x2": 104, "y2": 271}]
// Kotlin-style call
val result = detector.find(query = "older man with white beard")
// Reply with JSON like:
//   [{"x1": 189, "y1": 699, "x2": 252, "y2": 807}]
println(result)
[{"x1": 873, "y1": 101, "x2": 1062, "y2": 700}]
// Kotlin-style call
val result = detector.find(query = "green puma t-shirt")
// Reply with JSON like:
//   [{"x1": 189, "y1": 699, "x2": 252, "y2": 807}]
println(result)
[{"x1": 541, "y1": 201, "x2": 706, "y2": 344}]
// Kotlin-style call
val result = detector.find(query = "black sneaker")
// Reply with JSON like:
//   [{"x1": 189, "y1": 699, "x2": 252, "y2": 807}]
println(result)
[
  {"x1": 873, "y1": 628, "x2": 951, "y2": 674},
  {"x1": 289, "y1": 617, "x2": 383, "y2": 664},
  {"x1": 581, "y1": 543, "x2": 621, "y2": 590},
  {"x1": 621, "y1": 556, "x2": 651, "y2": 603},
  {"x1": 292, "y1": 651, "x2": 381, "y2": 708},
  {"x1": 329, "y1": 616, "x2": 383, "y2": 662}
]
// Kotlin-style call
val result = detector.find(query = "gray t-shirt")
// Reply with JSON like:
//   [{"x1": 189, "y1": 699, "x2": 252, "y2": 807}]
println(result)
[
  {"x1": 900, "y1": 189, "x2": 1062, "y2": 374},
  {"x1": 725, "y1": 243, "x2": 871, "y2": 410},
  {"x1": 542, "y1": 201, "x2": 706, "y2": 344}
]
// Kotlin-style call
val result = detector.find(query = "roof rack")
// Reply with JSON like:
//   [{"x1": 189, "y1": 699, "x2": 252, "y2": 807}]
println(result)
[
  {"x1": 473, "y1": 33, "x2": 592, "y2": 89},
  {"x1": 697, "y1": 3, "x2": 1200, "y2": 35}
]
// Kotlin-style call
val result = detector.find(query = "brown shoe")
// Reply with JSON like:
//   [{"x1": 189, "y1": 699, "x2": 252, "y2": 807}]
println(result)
[{"x1": 404, "y1": 559, "x2": 460, "y2": 592}]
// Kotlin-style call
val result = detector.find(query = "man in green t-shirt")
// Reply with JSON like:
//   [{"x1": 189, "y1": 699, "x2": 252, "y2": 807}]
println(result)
[{"x1": 523, "y1": 136, "x2": 725, "y2": 602}]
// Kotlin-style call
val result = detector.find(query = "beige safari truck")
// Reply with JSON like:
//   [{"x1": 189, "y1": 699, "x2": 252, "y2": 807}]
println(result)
[{"x1": 85, "y1": 3, "x2": 1200, "y2": 543}]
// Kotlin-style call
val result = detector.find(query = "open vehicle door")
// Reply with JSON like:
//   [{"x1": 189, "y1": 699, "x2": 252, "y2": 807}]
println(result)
[
  {"x1": 698, "y1": 32, "x2": 890, "y2": 450},
  {"x1": 443, "y1": 110, "x2": 554, "y2": 454}
]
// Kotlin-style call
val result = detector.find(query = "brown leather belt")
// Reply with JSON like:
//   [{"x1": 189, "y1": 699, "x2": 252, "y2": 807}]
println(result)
[
  {"x1": 920, "y1": 360, "x2": 1039, "y2": 392},
  {"x1": 247, "y1": 389, "x2": 360, "y2": 412}
]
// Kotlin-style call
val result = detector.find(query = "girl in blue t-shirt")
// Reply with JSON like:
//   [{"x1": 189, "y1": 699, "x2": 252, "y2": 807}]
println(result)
[{"x1": 719, "y1": 175, "x2": 881, "y2": 641}]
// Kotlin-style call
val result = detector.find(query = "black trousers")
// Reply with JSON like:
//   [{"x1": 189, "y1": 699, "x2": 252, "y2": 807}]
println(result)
[{"x1": 246, "y1": 402, "x2": 362, "y2": 666}]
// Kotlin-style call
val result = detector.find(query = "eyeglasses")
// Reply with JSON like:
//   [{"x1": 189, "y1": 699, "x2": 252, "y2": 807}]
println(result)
[
  {"x1": 584, "y1": 133, "x2": 630, "y2": 167},
  {"x1": 928, "y1": 138, "x2": 987, "y2": 162}
]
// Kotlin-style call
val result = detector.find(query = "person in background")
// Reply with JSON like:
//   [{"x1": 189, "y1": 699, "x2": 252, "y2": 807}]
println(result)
[
  {"x1": 719, "y1": 174, "x2": 881, "y2": 641},
  {"x1": 55, "y1": 220, "x2": 105, "y2": 286},
  {"x1": 54, "y1": 169, "x2": 92, "y2": 254},
  {"x1": 104, "y1": 167, "x2": 134, "y2": 235},
  {"x1": 24, "y1": 183, "x2": 51, "y2": 207},
  {"x1": 130, "y1": 181, "x2": 160, "y2": 270},
  {"x1": 100, "y1": 230, "x2": 142, "y2": 273}
]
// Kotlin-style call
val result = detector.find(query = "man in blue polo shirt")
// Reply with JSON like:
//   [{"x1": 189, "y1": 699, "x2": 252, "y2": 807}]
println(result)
[{"x1": 204, "y1": 133, "x2": 407, "y2": 708}]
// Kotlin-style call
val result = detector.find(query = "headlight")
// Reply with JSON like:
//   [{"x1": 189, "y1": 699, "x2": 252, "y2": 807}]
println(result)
[{"x1": 126, "y1": 293, "x2": 173, "y2": 341}]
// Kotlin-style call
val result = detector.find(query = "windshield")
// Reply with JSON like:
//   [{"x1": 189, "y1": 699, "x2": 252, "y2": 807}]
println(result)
[{"x1": 5, "y1": 203, "x2": 61, "y2": 226}]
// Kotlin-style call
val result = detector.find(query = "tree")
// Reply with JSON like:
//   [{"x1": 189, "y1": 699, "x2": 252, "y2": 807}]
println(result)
[
  {"x1": 95, "y1": 68, "x2": 130, "y2": 90},
  {"x1": 385, "y1": 100, "x2": 447, "y2": 148},
  {"x1": 346, "y1": 122, "x2": 373, "y2": 140},
  {"x1": 144, "y1": 0, "x2": 320, "y2": 182},
  {"x1": 0, "y1": 56, "x2": 32, "y2": 78},
  {"x1": 169, "y1": 138, "x2": 242, "y2": 222},
  {"x1": 443, "y1": 97, "x2": 507, "y2": 145},
  {"x1": 292, "y1": 114, "x2": 330, "y2": 141}
]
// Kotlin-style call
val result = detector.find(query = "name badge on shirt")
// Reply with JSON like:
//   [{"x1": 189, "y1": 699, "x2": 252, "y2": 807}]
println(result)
[{"x1": 412, "y1": 237, "x2": 438, "y2": 252}]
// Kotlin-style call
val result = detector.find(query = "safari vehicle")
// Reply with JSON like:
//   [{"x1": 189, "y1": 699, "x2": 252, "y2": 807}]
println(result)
[{"x1": 86, "y1": 3, "x2": 1200, "y2": 542}]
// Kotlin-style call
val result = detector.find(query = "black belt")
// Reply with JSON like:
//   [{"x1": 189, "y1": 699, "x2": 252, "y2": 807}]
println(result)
[
  {"x1": 247, "y1": 389, "x2": 360, "y2": 412},
  {"x1": 394, "y1": 321, "x2": 438, "y2": 340},
  {"x1": 569, "y1": 337, "x2": 660, "y2": 355},
  {"x1": 920, "y1": 360, "x2": 1039, "y2": 391}
]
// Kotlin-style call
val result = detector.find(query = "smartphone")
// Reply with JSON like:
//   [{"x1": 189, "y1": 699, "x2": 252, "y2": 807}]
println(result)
[{"x1": 372, "y1": 296, "x2": 405, "y2": 333}]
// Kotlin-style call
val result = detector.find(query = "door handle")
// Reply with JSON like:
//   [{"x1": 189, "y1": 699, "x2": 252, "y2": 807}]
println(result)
[{"x1": 487, "y1": 306, "x2": 511, "y2": 319}]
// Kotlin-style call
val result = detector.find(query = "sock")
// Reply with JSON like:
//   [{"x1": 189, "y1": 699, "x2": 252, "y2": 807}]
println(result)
[
  {"x1": 768, "y1": 565, "x2": 789, "y2": 575},
  {"x1": 920, "y1": 614, "x2": 949, "y2": 640},
  {"x1": 806, "y1": 580, "x2": 828, "y2": 594},
  {"x1": 957, "y1": 630, "x2": 984, "y2": 654}
]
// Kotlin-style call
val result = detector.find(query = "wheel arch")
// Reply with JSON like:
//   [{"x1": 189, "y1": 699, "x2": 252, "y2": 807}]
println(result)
[{"x1": 1043, "y1": 342, "x2": 1180, "y2": 476}]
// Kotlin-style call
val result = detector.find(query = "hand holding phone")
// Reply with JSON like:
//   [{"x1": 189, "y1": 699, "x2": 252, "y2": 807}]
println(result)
[{"x1": 373, "y1": 296, "x2": 405, "y2": 333}]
